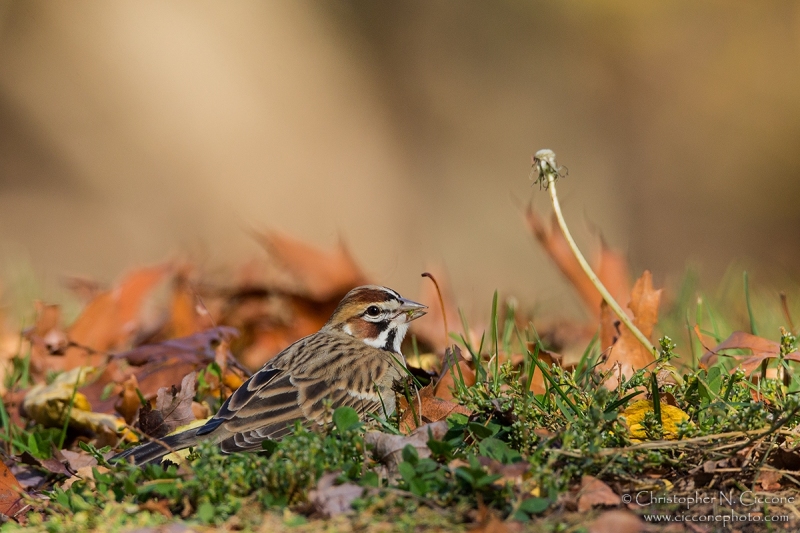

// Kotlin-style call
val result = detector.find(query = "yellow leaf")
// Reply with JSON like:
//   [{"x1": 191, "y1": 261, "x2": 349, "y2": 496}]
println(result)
[
  {"x1": 22, "y1": 366, "x2": 133, "y2": 441},
  {"x1": 621, "y1": 399, "x2": 689, "y2": 441}
]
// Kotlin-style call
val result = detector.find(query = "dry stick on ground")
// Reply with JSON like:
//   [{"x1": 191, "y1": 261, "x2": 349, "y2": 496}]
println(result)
[{"x1": 530, "y1": 149, "x2": 656, "y2": 356}]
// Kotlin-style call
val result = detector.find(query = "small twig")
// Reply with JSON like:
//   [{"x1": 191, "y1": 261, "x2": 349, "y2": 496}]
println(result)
[
  {"x1": 549, "y1": 427, "x2": 797, "y2": 458},
  {"x1": 531, "y1": 150, "x2": 656, "y2": 356},
  {"x1": 421, "y1": 272, "x2": 449, "y2": 351}
]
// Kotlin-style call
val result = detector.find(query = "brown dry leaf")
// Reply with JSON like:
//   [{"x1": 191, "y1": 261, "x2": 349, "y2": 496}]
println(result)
[
  {"x1": 256, "y1": 231, "x2": 367, "y2": 301},
  {"x1": 588, "y1": 510, "x2": 645, "y2": 533},
  {"x1": 60, "y1": 450, "x2": 99, "y2": 471},
  {"x1": 0, "y1": 460, "x2": 26, "y2": 518},
  {"x1": 366, "y1": 420, "x2": 449, "y2": 473},
  {"x1": 309, "y1": 472, "x2": 364, "y2": 518},
  {"x1": 434, "y1": 360, "x2": 476, "y2": 401},
  {"x1": 598, "y1": 271, "x2": 661, "y2": 389},
  {"x1": 594, "y1": 240, "x2": 631, "y2": 311},
  {"x1": 469, "y1": 515, "x2": 509, "y2": 533},
  {"x1": 699, "y1": 331, "x2": 797, "y2": 376},
  {"x1": 115, "y1": 374, "x2": 142, "y2": 425},
  {"x1": 68, "y1": 264, "x2": 170, "y2": 352},
  {"x1": 435, "y1": 345, "x2": 476, "y2": 401},
  {"x1": 167, "y1": 266, "x2": 206, "y2": 338},
  {"x1": 477, "y1": 457, "x2": 530, "y2": 488},
  {"x1": 526, "y1": 209, "x2": 600, "y2": 311},
  {"x1": 139, "y1": 499, "x2": 174, "y2": 519},
  {"x1": 18, "y1": 452, "x2": 71, "y2": 477},
  {"x1": 75, "y1": 327, "x2": 240, "y2": 416},
  {"x1": 23, "y1": 301, "x2": 69, "y2": 379},
  {"x1": 526, "y1": 209, "x2": 631, "y2": 317},
  {"x1": 138, "y1": 372, "x2": 197, "y2": 439},
  {"x1": 21, "y1": 367, "x2": 123, "y2": 438},
  {"x1": 577, "y1": 475, "x2": 621, "y2": 512},
  {"x1": 755, "y1": 469, "x2": 782, "y2": 491},
  {"x1": 398, "y1": 384, "x2": 472, "y2": 433}
]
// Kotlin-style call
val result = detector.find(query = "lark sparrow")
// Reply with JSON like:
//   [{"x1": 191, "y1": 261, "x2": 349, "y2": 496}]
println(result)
[{"x1": 113, "y1": 285, "x2": 426, "y2": 465}]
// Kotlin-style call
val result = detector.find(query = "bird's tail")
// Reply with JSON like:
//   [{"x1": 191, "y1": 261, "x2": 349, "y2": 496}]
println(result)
[{"x1": 111, "y1": 427, "x2": 203, "y2": 466}]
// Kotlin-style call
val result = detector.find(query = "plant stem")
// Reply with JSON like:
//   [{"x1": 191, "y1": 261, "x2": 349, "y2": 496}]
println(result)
[{"x1": 534, "y1": 150, "x2": 656, "y2": 356}]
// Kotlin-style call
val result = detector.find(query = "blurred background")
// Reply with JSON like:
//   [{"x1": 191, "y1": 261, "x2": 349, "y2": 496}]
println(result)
[{"x1": 1, "y1": 0, "x2": 799, "y2": 320}]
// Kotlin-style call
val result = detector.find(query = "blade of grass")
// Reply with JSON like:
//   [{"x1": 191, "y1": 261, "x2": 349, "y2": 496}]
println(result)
[
  {"x1": 650, "y1": 372, "x2": 662, "y2": 425},
  {"x1": 528, "y1": 346, "x2": 584, "y2": 419},
  {"x1": 490, "y1": 291, "x2": 499, "y2": 393},
  {"x1": 744, "y1": 271, "x2": 759, "y2": 336}
]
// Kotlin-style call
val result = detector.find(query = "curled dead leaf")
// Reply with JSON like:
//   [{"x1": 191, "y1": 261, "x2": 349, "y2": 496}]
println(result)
[
  {"x1": 138, "y1": 372, "x2": 197, "y2": 439},
  {"x1": 398, "y1": 384, "x2": 471, "y2": 433},
  {"x1": 577, "y1": 475, "x2": 621, "y2": 512},
  {"x1": 0, "y1": 461, "x2": 26, "y2": 519},
  {"x1": 598, "y1": 271, "x2": 661, "y2": 389},
  {"x1": 366, "y1": 420, "x2": 449, "y2": 473},
  {"x1": 308, "y1": 472, "x2": 364, "y2": 518}
]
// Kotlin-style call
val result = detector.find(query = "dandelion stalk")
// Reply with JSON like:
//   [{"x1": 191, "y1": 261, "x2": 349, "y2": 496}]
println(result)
[{"x1": 531, "y1": 149, "x2": 656, "y2": 356}]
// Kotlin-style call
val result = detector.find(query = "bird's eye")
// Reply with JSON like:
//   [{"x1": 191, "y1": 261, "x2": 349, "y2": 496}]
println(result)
[{"x1": 365, "y1": 305, "x2": 381, "y2": 317}]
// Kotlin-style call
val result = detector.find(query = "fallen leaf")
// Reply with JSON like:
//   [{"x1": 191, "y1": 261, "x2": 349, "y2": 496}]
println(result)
[
  {"x1": 398, "y1": 384, "x2": 472, "y2": 433},
  {"x1": 526, "y1": 209, "x2": 601, "y2": 312},
  {"x1": 60, "y1": 450, "x2": 99, "y2": 471},
  {"x1": 366, "y1": 420, "x2": 449, "y2": 473},
  {"x1": 18, "y1": 452, "x2": 71, "y2": 477},
  {"x1": 115, "y1": 374, "x2": 142, "y2": 425},
  {"x1": 167, "y1": 266, "x2": 206, "y2": 338},
  {"x1": 67, "y1": 264, "x2": 171, "y2": 355},
  {"x1": 308, "y1": 472, "x2": 364, "y2": 518},
  {"x1": 21, "y1": 367, "x2": 132, "y2": 444},
  {"x1": 0, "y1": 460, "x2": 26, "y2": 518},
  {"x1": 256, "y1": 231, "x2": 367, "y2": 301},
  {"x1": 76, "y1": 327, "x2": 240, "y2": 416},
  {"x1": 23, "y1": 301, "x2": 69, "y2": 379},
  {"x1": 598, "y1": 271, "x2": 661, "y2": 389},
  {"x1": 588, "y1": 510, "x2": 644, "y2": 533},
  {"x1": 469, "y1": 514, "x2": 509, "y2": 533},
  {"x1": 525, "y1": 209, "x2": 630, "y2": 316},
  {"x1": 755, "y1": 469, "x2": 782, "y2": 491},
  {"x1": 577, "y1": 475, "x2": 621, "y2": 512},
  {"x1": 477, "y1": 457, "x2": 530, "y2": 487},
  {"x1": 594, "y1": 240, "x2": 631, "y2": 312},
  {"x1": 699, "y1": 331, "x2": 798, "y2": 376},
  {"x1": 138, "y1": 372, "x2": 197, "y2": 438},
  {"x1": 621, "y1": 400, "x2": 690, "y2": 441},
  {"x1": 139, "y1": 499, "x2": 174, "y2": 518}
]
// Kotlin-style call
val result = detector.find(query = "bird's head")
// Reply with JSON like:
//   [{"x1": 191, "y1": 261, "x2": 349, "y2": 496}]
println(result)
[{"x1": 325, "y1": 285, "x2": 427, "y2": 354}]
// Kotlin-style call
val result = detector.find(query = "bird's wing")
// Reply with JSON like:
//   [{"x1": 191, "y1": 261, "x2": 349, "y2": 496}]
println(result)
[{"x1": 196, "y1": 333, "x2": 391, "y2": 453}]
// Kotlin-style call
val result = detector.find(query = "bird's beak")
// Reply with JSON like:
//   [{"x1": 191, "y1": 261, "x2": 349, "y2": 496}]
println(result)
[{"x1": 398, "y1": 298, "x2": 427, "y2": 321}]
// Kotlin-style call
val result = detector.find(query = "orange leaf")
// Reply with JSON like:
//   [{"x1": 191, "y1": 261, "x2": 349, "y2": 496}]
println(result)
[
  {"x1": 577, "y1": 475, "x2": 621, "y2": 512},
  {"x1": 526, "y1": 208, "x2": 631, "y2": 318},
  {"x1": 256, "y1": 231, "x2": 367, "y2": 301},
  {"x1": 526, "y1": 208, "x2": 600, "y2": 311},
  {"x1": 699, "y1": 331, "x2": 787, "y2": 375},
  {"x1": 67, "y1": 264, "x2": 170, "y2": 359},
  {"x1": 598, "y1": 271, "x2": 661, "y2": 388},
  {"x1": 399, "y1": 384, "x2": 471, "y2": 433},
  {"x1": 0, "y1": 461, "x2": 25, "y2": 518}
]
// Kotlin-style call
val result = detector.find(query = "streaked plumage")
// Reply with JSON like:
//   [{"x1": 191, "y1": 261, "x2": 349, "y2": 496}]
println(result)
[{"x1": 113, "y1": 285, "x2": 426, "y2": 465}]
